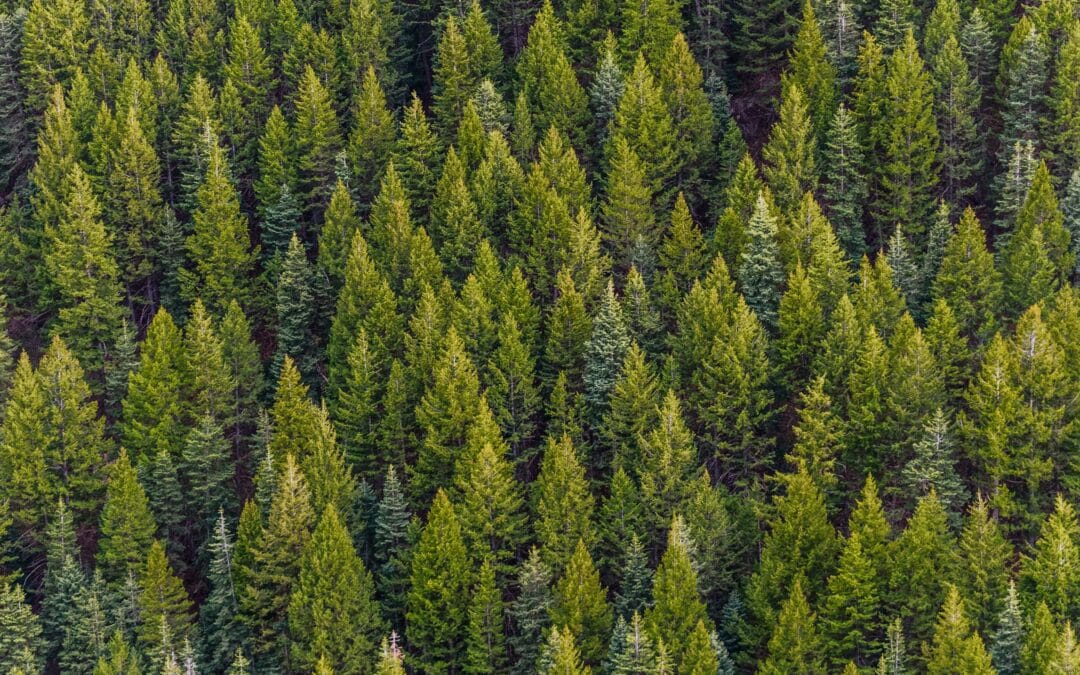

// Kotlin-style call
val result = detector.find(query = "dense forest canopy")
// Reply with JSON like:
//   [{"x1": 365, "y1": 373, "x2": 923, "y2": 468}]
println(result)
[{"x1": 2, "y1": 0, "x2": 1080, "y2": 670}]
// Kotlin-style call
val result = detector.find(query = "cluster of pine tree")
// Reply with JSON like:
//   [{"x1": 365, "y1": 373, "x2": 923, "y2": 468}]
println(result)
[{"x1": 2, "y1": 0, "x2": 1080, "y2": 669}]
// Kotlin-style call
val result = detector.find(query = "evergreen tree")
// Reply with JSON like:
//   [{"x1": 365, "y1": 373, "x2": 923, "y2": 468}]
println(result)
[
  {"x1": 875, "y1": 30, "x2": 940, "y2": 240},
  {"x1": 465, "y1": 560, "x2": 507, "y2": 674},
  {"x1": 510, "y1": 548, "x2": 554, "y2": 673},
  {"x1": 0, "y1": 582, "x2": 42, "y2": 672},
  {"x1": 822, "y1": 105, "x2": 867, "y2": 263},
  {"x1": 534, "y1": 434, "x2": 595, "y2": 572},
  {"x1": 901, "y1": 408, "x2": 966, "y2": 516},
  {"x1": 758, "y1": 579, "x2": 824, "y2": 674},
  {"x1": 289, "y1": 505, "x2": 385, "y2": 673},
  {"x1": 738, "y1": 194, "x2": 784, "y2": 329},
  {"x1": 43, "y1": 165, "x2": 123, "y2": 378},
  {"x1": 550, "y1": 540, "x2": 612, "y2": 667},
  {"x1": 181, "y1": 130, "x2": 257, "y2": 315},
  {"x1": 96, "y1": 449, "x2": 156, "y2": 586},
  {"x1": 406, "y1": 490, "x2": 472, "y2": 674},
  {"x1": 200, "y1": 510, "x2": 243, "y2": 674},
  {"x1": 990, "y1": 581, "x2": 1024, "y2": 674},
  {"x1": 645, "y1": 517, "x2": 711, "y2": 669},
  {"x1": 137, "y1": 540, "x2": 193, "y2": 669},
  {"x1": 932, "y1": 35, "x2": 982, "y2": 206},
  {"x1": 763, "y1": 82, "x2": 816, "y2": 214},
  {"x1": 925, "y1": 585, "x2": 995, "y2": 674}
]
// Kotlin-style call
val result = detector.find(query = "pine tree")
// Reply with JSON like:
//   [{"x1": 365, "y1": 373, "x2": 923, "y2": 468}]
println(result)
[
  {"x1": 820, "y1": 533, "x2": 880, "y2": 668},
  {"x1": 601, "y1": 137, "x2": 657, "y2": 275},
  {"x1": 289, "y1": 505, "x2": 385, "y2": 672},
  {"x1": 763, "y1": 82, "x2": 816, "y2": 214},
  {"x1": 272, "y1": 235, "x2": 317, "y2": 384},
  {"x1": 540, "y1": 626, "x2": 592, "y2": 674},
  {"x1": 699, "y1": 297, "x2": 774, "y2": 483},
  {"x1": 510, "y1": 547, "x2": 554, "y2": 673},
  {"x1": 181, "y1": 130, "x2": 257, "y2": 315},
  {"x1": 645, "y1": 517, "x2": 711, "y2": 669},
  {"x1": 407, "y1": 490, "x2": 472, "y2": 674},
  {"x1": 412, "y1": 328, "x2": 481, "y2": 505},
  {"x1": 991, "y1": 581, "x2": 1023, "y2": 674},
  {"x1": 464, "y1": 560, "x2": 507, "y2": 674},
  {"x1": 550, "y1": 540, "x2": 612, "y2": 667},
  {"x1": 730, "y1": 0, "x2": 800, "y2": 75},
  {"x1": 744, "y1": 469, "x2": 836, "y2": 654},
  {"x1": 956, "y1": 496, "x2": 1010, "y2": 634},
  {"x1": 534, "y1": 434, "x2": 595, "y2": 572},
  {"x1": 605, "y1": 612, "x2": 658, "y2": 673},
  {"x1": 293, "y1": 65, "x2": 342, "y2": 219},
  {"x1": 758, "y1": 579, "x2": 825, "y2": 674},
  {"x1": 393, "y1": 93, "x2": 441, "y2": 219},
  {"x1": 875, "y1": 30, "x2": 940, "y2": 240},
  {"x1": 199, "y1": 510, "x2": 244, "y2": 674},
  {"x1": 738, "y1": 194, "x2": 784, "y2": 330},
  {"x1": 96, "y1": 449, "x2": 156, "y2": 586},
  {"x1": 43, "y1": 165, "x2": 123, "y2": 378},
  {"x1": 822, "y1": 105, "x2": 867, "y2": 263},
  {"x1": 926, "y1": 585, "x2": 995, "y2": 674},
  {"x1": 932, "y1": 35, "x2": 982, "y2": 206},
  {"x1": 901, "y1": 409, "x2": 967, "y2": 516},
  {"x1": 932, "y1": 208, "x2": 1001, "y2": 346},
  {"x1": 0, "y1": 353, "x2": 50, "y2": 537},
  {"x1": 455, "y1": 436, "x2": 526, "y2": 577},
  {"x1": 137, "y1": 540, "x2": 193, "y2": 669},
  {"x1": 888, "y1": 491, "x2": 957, "y2": 653},
  {"x1": 0, "y1": 581, "x2": 42, "y2": 672},
  {"x1": 1022, "y1": 494, "x2": 1080, "y2": 620}
]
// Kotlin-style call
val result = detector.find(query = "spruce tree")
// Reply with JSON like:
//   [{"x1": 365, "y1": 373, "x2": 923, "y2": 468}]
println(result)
[
  {"x1": 465, "y1": 560, "x2": 508, "y2": 673},
  {"x1": 0, "y1": 581, "x2": 42, "y2": 672},
  {"x1": 510, "y1": 547, "x2": 554, "y2": 673},
  {"x1": 738, "y1": 194, "x2": 785, "y2": 330},
  {"x1": 763, "y1": 81, "x2": 816, "y2": 214},
  {"x1": 199, "y1": 510, "x2": 244, "y2": 674},
  {"x1": 534, "y1": 434, "x2": 595, "y2": 572},
  {"x1": 925, "y1": 585, "x2": 995, "y2": 674},
  {"x1": 758, "y1": 579, "x2": 824, "y2": 674},
  {"x1": 43, "y1": 165, "x2": 123, "y2": 378},
  {"x1": 289, "y1": 505, "x2": 385, "y2": 672},
  {"x1": 96, "y1": 449, "x2": 156, "y2": 587},
  {"x1": 645, "y1": 517, "x2": 711, "y2": 669},
  {"x1": 601, "y1": 137, "x2": 656, "y2": 275},
  {"x1": 822, "y1": 105, "x2": 867, "y2": 263},
  {"x1": 137, "y1": 539, "x2": 193, "y2": 669},
  {"x1": 820, "y1": 533, "x2": 880, "y2": 669},
  {"x1": 181, "y1": 130, "x2": 257, "y2": 315},
  {"x1": 406, "y1": 490, "x2": 472, "y2": 674},
  {"x1": 550, "y1": 540, "x2": 612, "y2": 667}
]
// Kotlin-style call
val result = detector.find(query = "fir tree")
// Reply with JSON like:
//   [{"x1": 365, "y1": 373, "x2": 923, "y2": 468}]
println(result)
[
  {"x1": 96, "y1": 449, "x2": 156, "y2": 586},
  {"x1": 406, "y1": 490, "x2": 472, "y2": 674},
  {"x1": 534, "y1": 434, "x2": 595, "y2": 572},
  {"x1": 511, "y1": 548, "x2": 554, "y2": 673},
  {"x1": 550, "y1": 540, "x2": 612, "y2": 667},
  {"x1": 289, "y1": 505, "x2": 385, "y2": 673},
  {"x1": 758, "y1": 579, "x2": 824, "y2": 674},
  {"x1": 822, "y1": 105, "x2": 867, "y2": 263},
  {"x1": 137, "y1": 540, "x2": 193, "y2": 669},
  {"x1": 645, "y1": 517, "x2": 711, "y2": 669},
  {"x1": 738, "y1": 194, "x2": 784, "y2": 330},
  {"x1": 763, "y1": 82, "x2": 817, "y2": 214},
  {"x1": 925, "y1": 585, "x2": 995, "y2": 674}
]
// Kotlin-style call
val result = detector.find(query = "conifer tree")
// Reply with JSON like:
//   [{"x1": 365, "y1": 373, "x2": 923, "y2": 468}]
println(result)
[
  {"x1": 875, "y1": 30, "x2": 940, "y2": 239},
  {"x1": 738, "y1": 194, "x2": 785, "y2": 330},
  {"x1": 181, "y1": 130, "x2": 257, "y2": 315},
  {"x1": 926, "y1": 585, "x2": 995, "y2": 674},
  {"x1": 645, "y1": 517, "x2": 710, "y2": 669},
  {"x1": 407, "y1": 490, "x2": 472, "y2": 674},
  {"x1": 744, "y1": 469, "x2": 836, "y2": 654},
  {"x1": 0, "y1": 355, "x2": 49, "y2": 537},
  {"x1": 44, "y1": 165, "x2": 123, "y2": 378},
  {"x1": 96, "y1": 449, "x2": 156, "y2": 586},
  {"x1": 609, "y1": 54, "x2": 678, "y2": 205},
  {"x1": 289, "y1": 505, "x2": 385, "y2": 673},
  {"x1": 429, "y1": 147, "x2": 483, "y2": 281},
  {"x1": 486, "y1": 314, "x2": 541, "y2": 463},
  {"x1": 821, "y1": 533, "x2": 880, "y2": 668},
  {"x1": 991, "y1": 581, "x2": 1023, "y2": 674},
  {"x1": 511, "y1": 548, "x2": 554, "y2": 674},
  {"x1": 550, "y1": 540, "x2": 612, "y2": 667},
  {"x1": 758, "y1": 579, "x2": 824, "y2": 674},
  {"x1": 763, "y1": 82, "x2": 816, "y2": 214},
  {"x1": 932, "y1": 208, "x2": 1001, "y2": 346},
  {"x1": 200, "y1": 510, "x2": 244, "y2": 674},
  {"x1": 955, "y1": 496, "x2": 1010, "y2": 635},
  {"x1": 822, "y1": 105, "x2": 867, "y2": 263},
  {"x1": 932, "y1": 35, "x2": 982, "y2": 206},
  {"x1": 455, "y1": 438, "x2": 526, "y2": 576},
  {"x1": 0, "y1": 582, "x2": 42, "y2": 672},
  {"x1": 888, "y1": 491, "x2": 957, "y2": 653},
  {"x1": 137, "y1": 540, "x2": 193, "y2": 669},
  {"x1": 1022, "y1": 494, "x2": 1080, "y2": 620},
  {"x1": 601, "y1": 137, "x2": 656, "y2": 275},
  {"x1": 393, "y1": 93, "x2": 441, "y2": 218},
  {"x1": 540, "y1": 626, "x2": 591, "y2": 674},
  {"x1": 534, "y1": 434, "x2": 595, "y2": 572},
  {"x1": 272, "y1": 235, "x2": 317, "y2": 384},
  {"x1": 465, "y1": 560, "x2": 507, "y2": 673},
  {"x1": 730, "y1": 0, "x2": 799, "y2": 75}
]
